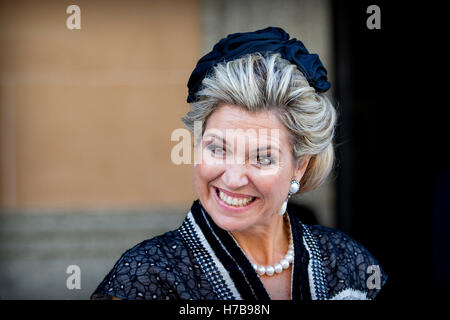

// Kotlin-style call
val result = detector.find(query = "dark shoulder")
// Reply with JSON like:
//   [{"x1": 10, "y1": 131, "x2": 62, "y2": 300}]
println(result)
[
  {"x1": 91, "y1": 230, "x2": 189, "y2": 300},
  {"x1": 306, "y1": 224, "x2": 388, "y2": 299},
  {"x1": 124, "y1": 230, "x2": 185, "y2": 260},
  {"x1": 110, "y1": 230, "x2": 186, "y2": 270},
  {"x1": 308, "y1": 224, "x2": 376, "y2": 261}
]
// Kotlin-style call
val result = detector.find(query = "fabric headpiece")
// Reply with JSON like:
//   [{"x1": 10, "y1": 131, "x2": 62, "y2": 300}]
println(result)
[{"x1": 186, "y1": 26, "x2": 331, "y2": 103}]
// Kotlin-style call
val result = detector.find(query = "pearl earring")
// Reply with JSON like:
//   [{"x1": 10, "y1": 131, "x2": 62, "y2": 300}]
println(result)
[{"x1": 278, "y1": 180, "x2": 300, "y2": 216}]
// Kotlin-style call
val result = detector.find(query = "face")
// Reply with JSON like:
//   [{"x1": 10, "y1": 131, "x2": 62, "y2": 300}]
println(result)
[{"x1": 193, "y1": 103, "x2": 309, "y2": 232}]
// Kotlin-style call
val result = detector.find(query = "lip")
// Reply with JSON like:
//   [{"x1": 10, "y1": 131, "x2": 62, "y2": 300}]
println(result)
[
  {"x1": 213, "y1": 186, "x2": 259, "y2": 213},
  {"x1": 217, "y1": 187, "x2": 255, "y2": 199}
]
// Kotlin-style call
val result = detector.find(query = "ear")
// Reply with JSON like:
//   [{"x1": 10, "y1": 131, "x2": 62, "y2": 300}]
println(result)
[{"x1": 294, "y1": 155, "x2": 311, "y2": 182}]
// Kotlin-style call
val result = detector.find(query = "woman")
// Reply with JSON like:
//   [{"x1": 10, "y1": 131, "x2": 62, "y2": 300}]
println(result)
[{"x1": 91, "y1": 26, "x2": 387, "y2": 300}]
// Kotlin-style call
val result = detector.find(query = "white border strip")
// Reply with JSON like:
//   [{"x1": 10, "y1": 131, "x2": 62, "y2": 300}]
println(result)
[
  {"x1": 186, "y1": 211, "x2": 242, "y2": 299},
  {"x1": 302, "y1": 237, "x2": 318, "y2": 300}
]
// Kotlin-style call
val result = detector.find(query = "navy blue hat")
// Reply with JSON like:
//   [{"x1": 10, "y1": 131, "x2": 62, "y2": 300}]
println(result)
[{"x1": 186, "y1": 26, "x2": 331, "y2": 103}]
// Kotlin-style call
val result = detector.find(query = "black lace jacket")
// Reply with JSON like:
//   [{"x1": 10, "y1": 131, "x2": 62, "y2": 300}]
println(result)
[{"x1": 91, "y1": 200, "x2": 387, "y2": 300}]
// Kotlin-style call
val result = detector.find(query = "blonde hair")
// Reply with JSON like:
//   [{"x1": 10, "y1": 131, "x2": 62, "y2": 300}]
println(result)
[{"x1": 182, "y1": 52, "x2": 337, "y2": 193}]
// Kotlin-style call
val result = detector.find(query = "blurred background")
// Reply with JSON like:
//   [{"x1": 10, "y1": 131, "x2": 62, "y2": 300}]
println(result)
[{"x1": 0, "y1": 0, "x2": 442, "y2": 300}]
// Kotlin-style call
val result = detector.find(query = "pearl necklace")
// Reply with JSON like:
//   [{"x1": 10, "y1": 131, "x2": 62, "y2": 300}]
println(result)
[
  {"x1": 251, "y1": 233, "x2": 294, "y2": 277},
  {"x1": 231, "y1": 216, "x2": 294, "y2": 277}
]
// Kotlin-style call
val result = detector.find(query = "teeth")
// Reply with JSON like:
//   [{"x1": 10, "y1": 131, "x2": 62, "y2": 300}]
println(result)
[{"x1": 218, "y1": 190, "x2": 254, "y2": 207}]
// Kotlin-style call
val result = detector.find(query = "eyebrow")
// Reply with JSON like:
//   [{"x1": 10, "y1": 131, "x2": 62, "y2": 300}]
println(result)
[
  {"x1": 203, "y1": 133, "x2": 224, "y2": 143},
  {"x1": 203, "y1": 133, "x2": 281, "y2": 154}
]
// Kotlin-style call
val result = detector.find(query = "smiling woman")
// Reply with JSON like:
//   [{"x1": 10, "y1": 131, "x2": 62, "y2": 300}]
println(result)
[
  {"x1": 193, "y1": 104, "x2": 305, "y2": 233},
  {"x1": 91, "y1": 26, "x2": 387, "y2": 300}
]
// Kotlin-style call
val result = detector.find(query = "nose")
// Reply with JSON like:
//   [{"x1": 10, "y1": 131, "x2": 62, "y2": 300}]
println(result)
[{"x1": 221, "y1": 164, "x2": 249, "y2": 190}]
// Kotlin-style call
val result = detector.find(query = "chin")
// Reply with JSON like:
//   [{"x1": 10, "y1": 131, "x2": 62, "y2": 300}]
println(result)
[{"x1": 209, "y1": 212, "x2": 254, "y2": 232}]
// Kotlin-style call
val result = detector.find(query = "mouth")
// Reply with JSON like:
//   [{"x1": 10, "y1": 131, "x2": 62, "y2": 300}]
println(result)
[{"x1": 214, "y1": 187, "x2": 257, "y2": 209}]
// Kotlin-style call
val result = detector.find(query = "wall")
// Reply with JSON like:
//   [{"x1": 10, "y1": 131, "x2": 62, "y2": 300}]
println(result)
[
  {"x1": 0, "y1": 0, "x2": 199, "y2": 210},
  {"x1": 0, "y1": 0, "x2": 200, "y2": 299}
]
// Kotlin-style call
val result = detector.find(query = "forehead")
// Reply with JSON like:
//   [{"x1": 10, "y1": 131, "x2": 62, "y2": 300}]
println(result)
[{"x1": 204, "y1": 104, "x2": 290, "y2": 143}]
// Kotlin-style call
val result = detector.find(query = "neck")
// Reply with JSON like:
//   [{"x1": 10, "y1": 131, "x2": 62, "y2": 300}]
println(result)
[{"x1": 230, "y1": 213, "x2": 290, "y2": 266}]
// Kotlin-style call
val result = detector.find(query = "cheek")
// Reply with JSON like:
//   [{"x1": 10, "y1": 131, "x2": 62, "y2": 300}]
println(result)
[
  {"x1": 193, "y1": 162, "x2": 223, "y2": 191},
  {"x1": 252, "y1": 171, "x2": 287, "y2": 200},
  {"x1": 194, "y1": 146, "x2": 228, "y2": 179},
  {"x1": 251, "y1": 162, "x2": 293, "y2": 201}
]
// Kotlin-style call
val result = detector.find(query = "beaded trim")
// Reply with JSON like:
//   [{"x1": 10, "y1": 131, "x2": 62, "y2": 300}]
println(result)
[
  {"x1": 302, "y1": 224, "x2": 328, "y2": 300},
  {"x1": 178, "y1": 212, "x2": 238, "y2": 300}
]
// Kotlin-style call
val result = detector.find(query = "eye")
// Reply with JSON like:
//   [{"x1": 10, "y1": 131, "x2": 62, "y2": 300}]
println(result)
[
  {"x1": 257, "y1": 156, "x2": 274, "y2": 166},
  {"x1": 206, "y1": 144, "x2": 226, "y2": 157}
]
